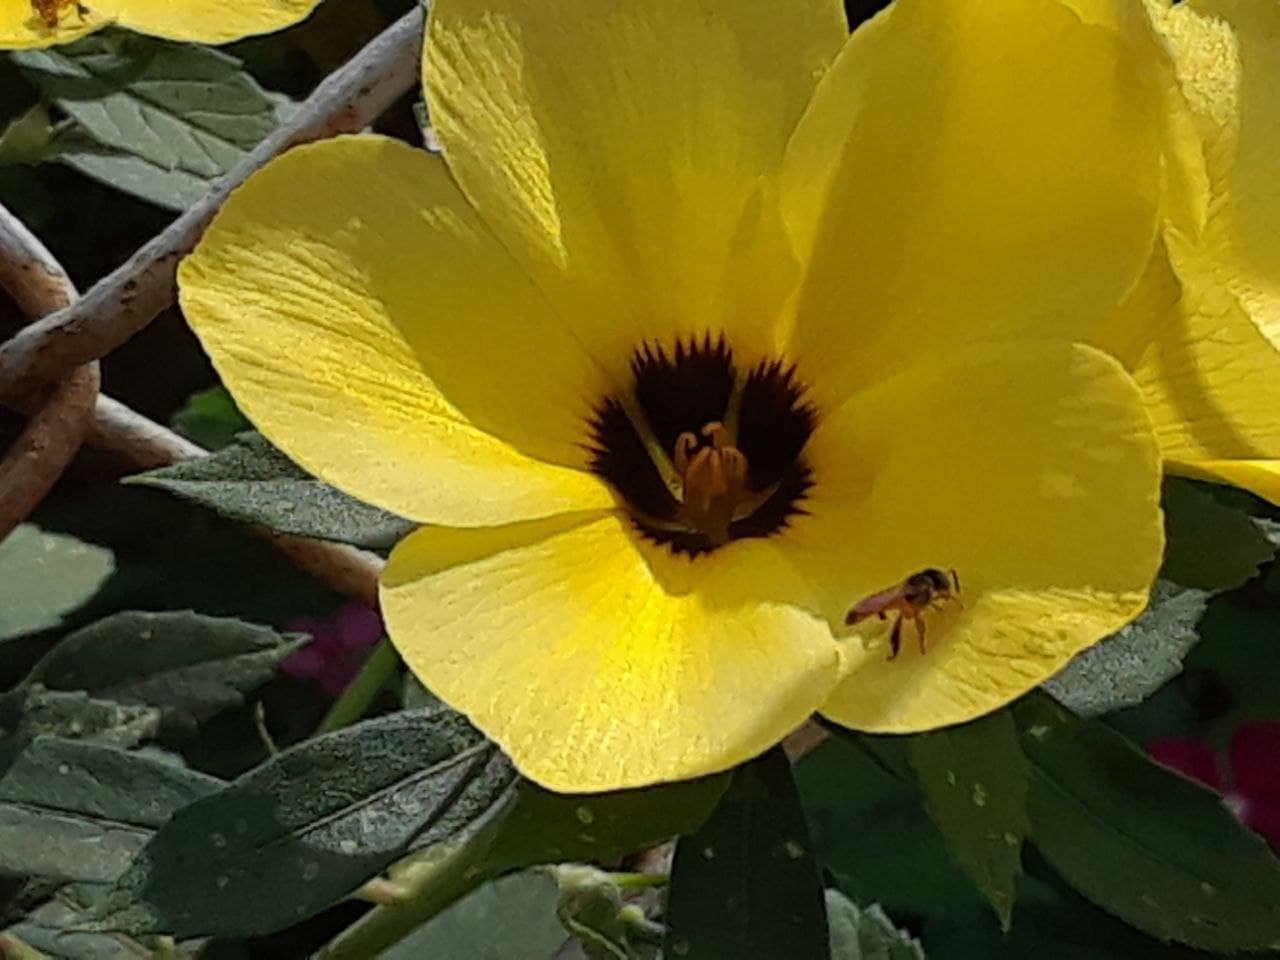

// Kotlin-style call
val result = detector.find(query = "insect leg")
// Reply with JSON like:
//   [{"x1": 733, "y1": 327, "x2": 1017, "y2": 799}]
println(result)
[
  {"x1": 888, "y1": 615, "x2": 903, "y2": 660},
  {"x1": 912, "y1": 611, "x2": 928, "y2": 655}
]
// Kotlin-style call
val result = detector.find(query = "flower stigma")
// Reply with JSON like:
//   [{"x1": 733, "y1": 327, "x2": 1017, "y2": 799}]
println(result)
[{"x1": 587, "y1": 334, "x2": 815, "y2": 557}]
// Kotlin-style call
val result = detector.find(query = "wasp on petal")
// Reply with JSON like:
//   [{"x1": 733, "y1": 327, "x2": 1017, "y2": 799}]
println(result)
[{"x1": 846, "y1": 568, "x2": 961, "y2": 660}]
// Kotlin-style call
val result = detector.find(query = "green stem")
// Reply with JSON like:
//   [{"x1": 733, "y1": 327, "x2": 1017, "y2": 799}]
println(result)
[
  {"x1": 316, "y1": 839, "x2": 490, "y2": 960},
  {"x1": 0, "y1": 935, "x2": 52, "y2": 960},
  {"x1": 609, "y1": 871, "x2": 668, "y2": 892},
  {"x1": 316, "y1": 637, "x2": 400, "y2": 734}
]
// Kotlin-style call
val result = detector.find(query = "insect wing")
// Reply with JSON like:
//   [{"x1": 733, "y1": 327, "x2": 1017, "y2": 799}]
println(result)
[{"x1": 846, "y1": 583, "x2": 908, "y2": 624}]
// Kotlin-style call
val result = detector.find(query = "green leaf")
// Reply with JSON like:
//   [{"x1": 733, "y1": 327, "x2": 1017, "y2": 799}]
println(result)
[
  {"x1": 0, "y1": 685, "x2": 160, "y2": 750},
  {"x1": 483, "y1": 775, "x2": 728, "y2": 875},
  {"x1": 0, "y1": 875, "x2": 62, "y2": 928},
  {"x1": 0, "y1": 738, "x2": 221, "y2": 884},
  {"x1": 0, "y1": 525, "x2": 114, "y2": 642},
  {"x1": 825, "y1": 890, "x2": 925, "y2": 960},
  {"x1": 169, "y1": 386, "x2": 251, "y2": 451},
  {"x1": 314, "y1": 774, "x2": 726, "y2": 959},
  {"x1": 26, "y1": 610, "x2": 306, "y2": 732},
  {"x1": 1041, "y1": 580, "x2": 1209, "y2": 717},
  {"x1": 30, "y1": 484, "x2": 337, "y2": 624},
  {"x1": 1016, "y1": 694, "x2": 1280, "y2": 951},
  {"x1": 796, "y1": 736, "x2": 981, "y2": 919},
  {"x1": 664, "y1": 747, "x2": 827, "y2": 960},
  {"x1": 91, "y1": 708, "x2": 517, "y2": 938},
  {"x1": 381, "y1": 871, "x2": 570, "y2": 960},
  {"x1": 9, "y1": 885, "x2": 189, "y2": 960},
  {"x1": 11, "y1": 32, "x2": 292, "y2": 210},
  {"x1": 0, "y1": 103, "x2": 57, "y2": 165},
  {"x1": 127, "y1": 433, "x2": 416, "y2": 550},
  {"x1": 1161, "y1": 478, "x2": 1273, "y2": 591},
  {"x1": 906, "y1": 711, "x2": 1028, "y2": 930}
]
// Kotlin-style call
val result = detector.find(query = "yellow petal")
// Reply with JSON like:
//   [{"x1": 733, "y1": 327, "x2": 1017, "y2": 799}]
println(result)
[
  {"x1": 0, "y1": 0, "x2": 102, "y2": 48},
  {"x1": 424, "y1": 0, "x2": 847, "y2": 377},
  {"x1": 106, "y1": 0, "x2": 320, "y2": 43},
  {"x1": 1124, "y1": 234, "x2": 1280, "y2": 504},
  {"x1": 1, "y1": 0, "x2": 320, "y2": 46},
  {"x1": 784, "y1": 0, "x2": 1163, "y2": 409},
  {"x1": 1172, "y1": 460, "x2": 1280, "y2": 505},
  {"x1": 179, "y1": 135, "x2": 613, "y2": 527},
  {"x1": 381, "y1": 512, "x2": 843, "y2": 792},
  {"x1": 1153, "y1": 0, "x2": 1280, "y2": 352},
  {"x1": 775, "y1": 342, "x2": 1162, "y2": 732}
]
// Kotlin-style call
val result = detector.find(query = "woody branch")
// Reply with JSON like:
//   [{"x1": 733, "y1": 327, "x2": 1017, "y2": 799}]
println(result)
[
  {"x1": 0, "y1": 5, "x2": 424, "y2": 405},
  {"x1": 0, "y1": 7, "x2": 420, "y2": 598}
]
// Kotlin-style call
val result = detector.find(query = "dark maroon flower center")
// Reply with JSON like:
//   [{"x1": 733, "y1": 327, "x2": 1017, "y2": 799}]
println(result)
[{"x1": 586, "y1": 333, "x2": 816, "y2": 557}]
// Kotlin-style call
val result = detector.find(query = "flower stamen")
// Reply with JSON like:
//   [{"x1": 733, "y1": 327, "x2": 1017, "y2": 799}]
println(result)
[
  {"x1": 673, "y1": 422, "x2": 750, "y2": 546},
  {"x1": 587, "y1": 335, "x2": 814, "y2": 556}
]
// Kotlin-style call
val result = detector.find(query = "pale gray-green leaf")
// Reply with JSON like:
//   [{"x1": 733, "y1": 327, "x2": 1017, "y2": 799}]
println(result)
[
  {"x1": 0, "y1": 685, "x2": 159, "y2": 750},
  {"x1": 55, "y1": 137, "x2": 215, "y2": 210},
  {"x1": 10, "y1": 884, "x2": 200, "y2": 960},
  {"x1": 128, "y1": 433, "x2": 415, "y2": 549},
  {"x1": 0, "y1": 525, "x2": 114, "y2": 641},
  {"x1": 1042, "y1": 581, "x2": 1209, "y2": 717},
  {"x1": 11, "y1": 32, "x2": 292, "y2": 210},
  {"x1": 825, "y1": 890, "x2": 926, "y2": 960},
  {"x1": 27, "y1": 610, "x2": 306, "y2": 731},
  {"x1": 92, "y1": 709, "x2": 517, "y2": 937},
  {"x1": 0, "y1": 738, "x2": 221, "y2": 884}
]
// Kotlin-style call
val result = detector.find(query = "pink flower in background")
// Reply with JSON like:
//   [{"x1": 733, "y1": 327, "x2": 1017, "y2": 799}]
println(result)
[
  {"x1": 283, "y1": 602, "x2": 384, "y2": 696},
  {"x1": 1149, "y1": 722, "x2": 1280, "y2": 851}
]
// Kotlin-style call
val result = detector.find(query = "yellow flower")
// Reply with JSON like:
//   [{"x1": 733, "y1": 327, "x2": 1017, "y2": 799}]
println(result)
[
  {"x1": 1107, "y1": 0, "x2": 1280, "y2": 504},
  {"x1": 179, "y1": 0, "x2": 1167, "y2": 792},
  {"x1": 1, "y1": 0, "x2": 322, "y2": 49}
]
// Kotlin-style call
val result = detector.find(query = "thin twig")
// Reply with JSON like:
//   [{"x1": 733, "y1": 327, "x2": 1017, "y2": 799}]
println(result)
[
  {"x1": 0, "y1": 203, "x2": 74, "y2": 318},
  {"x1": 0, "y1": 203, "x2": 100, "y2": 539},
  {"x1": 88, "y1": 394, "x2": 204, "y2": 467},
  {"x1": 783, "y1": 719, "x2": 829, "y2": 761},
  {"x1": 0, "y1": 6, "x2": 425, "y2": 403},
  {"x1": 0, "y1": 366, "x2": 99, "y2": 538},
  {"x1": 0, "y1": 200, "x2": 383, "y2": 602}
]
